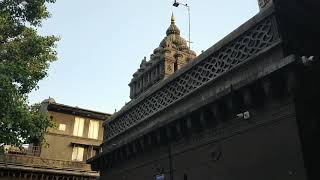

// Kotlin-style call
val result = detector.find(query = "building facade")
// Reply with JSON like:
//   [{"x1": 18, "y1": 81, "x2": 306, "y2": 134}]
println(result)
[
  {"x1": 39, "y1": 98, "x2": 110, "y2": 162},
  {"x1": 0, "y1": 98, "x2": 111, "y2": 180},
  {"x1": 89, "y1": 0, "x2": 320, "y2": 180}
]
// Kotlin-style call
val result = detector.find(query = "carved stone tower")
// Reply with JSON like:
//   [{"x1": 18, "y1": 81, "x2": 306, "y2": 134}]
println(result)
[
  {"x1": 129, "y1": 14, "x2": 196, "y2": 99},
  {"x1": 258, "y1": 0, "x2": 273, "y2": 11}
]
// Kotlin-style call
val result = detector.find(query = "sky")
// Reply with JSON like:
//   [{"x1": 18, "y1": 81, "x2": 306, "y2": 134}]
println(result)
[{"x1": 28, "y1": 0, "x2": 259, "y2": 114}]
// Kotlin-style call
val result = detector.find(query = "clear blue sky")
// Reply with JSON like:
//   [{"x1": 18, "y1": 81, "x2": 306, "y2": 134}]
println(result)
[{"x1": 29, "y1": 0, "x2": 259, "y2": 114}]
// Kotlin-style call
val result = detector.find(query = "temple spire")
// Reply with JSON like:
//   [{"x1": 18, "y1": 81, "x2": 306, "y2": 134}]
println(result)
[
  {"x1": 171, "y1": 13, "x2": 175, "y2": 24},
  {"x1": 166, "y1": 13, "x2": 180, "y2": 36}
]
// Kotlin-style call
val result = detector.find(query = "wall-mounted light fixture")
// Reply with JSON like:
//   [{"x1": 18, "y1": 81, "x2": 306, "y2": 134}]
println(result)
[{"x1": 236, "y1": 111, "x2": 250, "y2": 120}]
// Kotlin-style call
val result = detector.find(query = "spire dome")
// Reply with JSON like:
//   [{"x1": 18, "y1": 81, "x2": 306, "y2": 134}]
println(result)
[{"x1": 166, "y1": 13, "x2": 180, "y2": 36}]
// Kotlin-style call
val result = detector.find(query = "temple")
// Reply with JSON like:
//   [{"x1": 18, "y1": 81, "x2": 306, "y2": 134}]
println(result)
[
  {"x1": 129, "y1": 14, "x2": 196, "y2": 99},
  {"x1": 89, "y1": 0, "x2": 320, "y2": 179}
]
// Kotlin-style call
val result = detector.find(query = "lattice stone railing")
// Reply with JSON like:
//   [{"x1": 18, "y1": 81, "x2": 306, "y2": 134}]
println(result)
[
  {"x1": 0, "y1": 154, "x2": 92, "y2": 171},
  {"x1": 104, "y1": 13, "x2": 279, "y2": 142}
]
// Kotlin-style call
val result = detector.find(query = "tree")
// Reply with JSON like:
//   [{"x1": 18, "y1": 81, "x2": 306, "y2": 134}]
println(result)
[{"x1": 0, "y1": 0, "x2": 58, "y2": 147}]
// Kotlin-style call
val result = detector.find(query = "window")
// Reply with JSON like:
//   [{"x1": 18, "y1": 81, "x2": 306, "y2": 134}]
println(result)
[
  {"x1": 58, "y1": 123, "x2": 66, "y2": 131},
  {"x1": 88, "y1": 120, "x2": 99, "y2": 139},
  {"x1": 72, "y1": 146, "x2": 84, "y2": 161},
  {"x1": 73, "y1": 117, "x2": 84, "y2": 137}
]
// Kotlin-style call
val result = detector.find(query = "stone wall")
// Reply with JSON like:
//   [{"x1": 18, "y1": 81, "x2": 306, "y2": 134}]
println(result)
[{"x1": 100, "y1": 97, "x2": 306, "y2": 180}]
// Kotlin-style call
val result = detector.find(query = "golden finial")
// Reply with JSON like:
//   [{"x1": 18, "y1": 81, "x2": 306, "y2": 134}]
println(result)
[{"x1": 171, "y1": 13, "x2": 175, "y2": 24}]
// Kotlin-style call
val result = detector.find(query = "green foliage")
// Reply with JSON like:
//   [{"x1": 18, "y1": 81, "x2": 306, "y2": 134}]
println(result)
[{"x1": 0, "y1": 0, "x2": 58, "y2": 146}]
